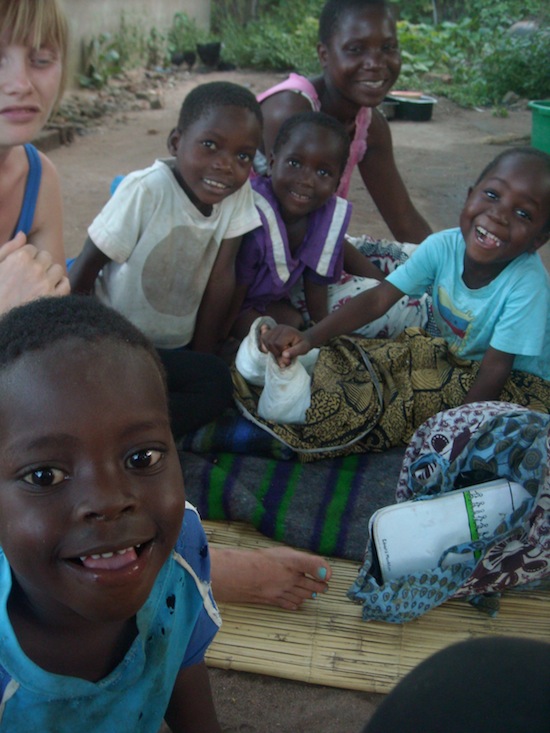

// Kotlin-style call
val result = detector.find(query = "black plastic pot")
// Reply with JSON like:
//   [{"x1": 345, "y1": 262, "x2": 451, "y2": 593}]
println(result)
[
  {"x1": 391, "y1": 94, "x2": 437, "y2": 122},
  {"x1": 378, "y1": 98, "x2": 400, "y2": 120}
]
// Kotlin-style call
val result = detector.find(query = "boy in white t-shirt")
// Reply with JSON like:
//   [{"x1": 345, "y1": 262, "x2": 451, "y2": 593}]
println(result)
[{"x1": 70, "y1": 82, "x2": 263, "y2": 437}]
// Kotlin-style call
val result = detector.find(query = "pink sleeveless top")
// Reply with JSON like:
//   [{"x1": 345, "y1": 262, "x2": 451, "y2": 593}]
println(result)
[{"x1": 257, "y1": 73, "x2": 372, "y2": 199}]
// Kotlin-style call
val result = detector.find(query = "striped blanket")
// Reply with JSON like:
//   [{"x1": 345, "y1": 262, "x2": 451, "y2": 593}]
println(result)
[{"x1": 180, "y1": 447, "x2": 405, "y2": 562}]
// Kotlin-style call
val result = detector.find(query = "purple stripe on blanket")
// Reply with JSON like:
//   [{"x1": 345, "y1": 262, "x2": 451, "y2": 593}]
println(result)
[{"x1": 259, "y1": 460, "x2": 300, "y2": 538}]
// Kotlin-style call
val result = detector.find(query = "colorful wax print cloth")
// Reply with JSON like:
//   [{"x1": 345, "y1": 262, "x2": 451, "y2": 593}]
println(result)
[{"x1": 233, "y1": 330, "x2": 550, "y2": 461}]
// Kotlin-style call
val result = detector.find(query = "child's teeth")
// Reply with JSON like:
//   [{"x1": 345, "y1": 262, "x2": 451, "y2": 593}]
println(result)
[
  {"x1": 204, "y1": 178, "x2": 226, "y2": 189},
  {"x1": 81, "y1": 546, "x2": 136, "y2": 562},
  {"x1": 476, "y1": 225, "x2": 502, "y2": 247}
]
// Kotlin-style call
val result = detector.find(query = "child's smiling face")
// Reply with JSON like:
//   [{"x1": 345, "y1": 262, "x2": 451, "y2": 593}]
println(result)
[
  {"x1": 168, "y1": 105, "x2": 261, "y2": 216},
  {"x1": 460, "y1": 152, "x2": 550, "y2": 275},
  {"x1": 270, "y1": 124, "x2": 344, "y2": 224},
  {"x1": 0, "y1": 339, "x2": 185, "y2": 627}
]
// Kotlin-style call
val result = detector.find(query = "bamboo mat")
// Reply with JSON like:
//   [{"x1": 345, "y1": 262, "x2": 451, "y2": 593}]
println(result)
[{"x1": 204, "y1": 520, "x2": 550, "y2": 694}]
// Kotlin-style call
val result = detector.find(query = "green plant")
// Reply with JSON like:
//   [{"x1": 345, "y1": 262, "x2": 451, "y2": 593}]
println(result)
[
  {"x1": 481, "y1": 31, "x2": 550, "y2": 103},
  {"x1": 78, "y1": 0, "x2": 550, "y2": 110},
  {"x1": 397, "y1": 0, "x2": 549, "y2": 25},
  {"x1": 215, "y1": 1, "x2": 322, "y2": 72},
  {"x1": 79, "y1": 34, "x2": 123, "y2": 89},
  {"x1": 167, "y1": 12, "x2": 209, "y2": 55},
  {"x1": 212, "y1": 0, "x2": 321, "y2": 32},
  {"x1": 79, "y1": 12, "x2": 148, "y2": 89},
  {"x1": 146, "y1": 27, "x2": 168, "y2": 69},
  {"x1": 220, "y1": 13, "x2": 319, "y2": 72},
  {"x1": 492, "y1": 106, "x2": 509, "y2": 118},
  {"x1": 114, "y1": 12, "x2": 147, "y2": 68}
]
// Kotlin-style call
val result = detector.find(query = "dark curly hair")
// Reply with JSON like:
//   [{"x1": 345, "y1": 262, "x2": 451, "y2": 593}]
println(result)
[
  {"x1": 319, "y1": 0, "x2": 393, "y2": 45},
  {"x1": 273, "y1": 111, "x2": 351, "y2": 175},
  {"x1": 176, "y1": 80, "x2": 263, "y2": 132},
  {"x1": 0, "y1": 295, "x2": 166, "y2": 386}
]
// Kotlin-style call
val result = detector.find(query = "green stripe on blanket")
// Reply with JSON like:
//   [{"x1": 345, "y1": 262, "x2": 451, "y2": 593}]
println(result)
[{"x1": 181, "y1": 448, "x2": 405, "y2": 561}]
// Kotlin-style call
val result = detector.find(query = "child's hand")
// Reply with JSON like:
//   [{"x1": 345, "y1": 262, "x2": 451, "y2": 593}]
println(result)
[
  {"x1": 262, "y1": 325, "x2": 312, "y2": 366},
  {"x1": 0, "y1": 232, "x2": 70, "y2": 314}
]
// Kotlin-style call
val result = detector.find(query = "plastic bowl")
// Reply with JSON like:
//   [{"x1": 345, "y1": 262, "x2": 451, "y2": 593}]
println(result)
[{"x1": 390, "y1": 94, "x2": 438, "y2": 122}]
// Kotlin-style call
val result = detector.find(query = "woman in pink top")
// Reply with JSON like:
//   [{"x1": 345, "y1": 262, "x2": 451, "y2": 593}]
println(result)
[
  {"x1": 256, "y1": 0, "x2": 431, "y2": 248},
  {"x1": 254, "y1": 0, "x2": 435, "y2": 336}
]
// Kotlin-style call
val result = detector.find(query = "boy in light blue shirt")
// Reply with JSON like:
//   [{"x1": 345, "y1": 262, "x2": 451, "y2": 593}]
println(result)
[
  {"x1": 265, "y1": 147, "x2": 550, "y2": 404},
  {"x1": 0, "y1": 296, "x2": 221, "y2": 732}
]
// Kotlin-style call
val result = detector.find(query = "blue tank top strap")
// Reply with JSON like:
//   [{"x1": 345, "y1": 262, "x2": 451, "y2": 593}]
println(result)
[{"x1": 13, "y1": 143, "x2": 42, "y2": 237}]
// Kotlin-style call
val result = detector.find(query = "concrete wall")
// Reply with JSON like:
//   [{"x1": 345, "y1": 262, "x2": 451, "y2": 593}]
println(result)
[{"x1": 60, "y1": 0, "x2": 211, "y2": 86}]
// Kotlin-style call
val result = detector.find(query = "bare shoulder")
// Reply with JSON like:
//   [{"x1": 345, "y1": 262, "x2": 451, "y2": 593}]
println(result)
[
  {"x1": 261, "y1": 89, "x2": 314, "y2": 120},
  {"x1": 260, "y1": 88, "x2": 314, "y2": 157},
  {"x1": 365, "y1": 106, "x2": 392, "y2": 151},
  {"x1": 30, "y1": 151, "x2": 64, "y2": 262},
  {"x1": 37, "y1": 150, "x2": 61, "y2": 183}
]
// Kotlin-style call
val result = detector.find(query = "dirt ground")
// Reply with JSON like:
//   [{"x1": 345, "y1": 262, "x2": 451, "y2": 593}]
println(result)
[{"x1": 45, "y1": 69, "x2": 543, "y2": 733}]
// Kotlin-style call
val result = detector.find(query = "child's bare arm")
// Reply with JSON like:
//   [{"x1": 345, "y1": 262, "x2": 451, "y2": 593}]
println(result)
[
  {"x1": 464, "y1": 347, "x2": 515, "y2": 404},
  {"x1": 358, "y1": 110, "x2": 431, "y2": 244},
  {"x1": 192, "y1": 237, "x2": 240, "y2": 353},
  {"x1": 69, "y1": 236, "x2": 111, "y2": 294},
  {"x1": 164, "y1": 662, "x2": 221, "y2": 733},
  {"x1": 303, "y1": 278, "x2": 329, "y2": 323},
  {"x1": 343, "y1": 239, "x2": 384, "y2": 280},
  {"x1": 265, "y1": 279, "x2": 404, "y2": 363},
  {"x1": 225, "y1": 282, "x2": 249, "y2": 339}
]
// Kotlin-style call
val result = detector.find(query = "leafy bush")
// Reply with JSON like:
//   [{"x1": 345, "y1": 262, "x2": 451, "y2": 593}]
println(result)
[
  {"x1": 399, "y1": 0, "x2": 549, "y2": 25},
  {"x1": 78, "y1": 0, "x2": 549, "y2": 108},
  {"x1": 167, "y1": 12, "x2": 209, "y2": 55},
  {"x1": 215, "y1": 0, "x2": 549, "y2": 107},
  {"x1": 79, "y1": 11, "x2": 149, "y2": 88},
  {"x1": 219, "y1": 13, "x2": 319, "y2": 72},
  {"x1": 481, "y1": 31, "x2": 550, "y2": 103},
  {"x1": 79, "y1": 34, "x2": 124, "y2": 89},
  {"x1": 215, "y1": 1, "x2": 321, "y2": 72}
]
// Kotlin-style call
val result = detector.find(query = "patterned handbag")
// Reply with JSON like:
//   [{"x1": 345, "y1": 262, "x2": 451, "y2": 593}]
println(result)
[{"x1": 348, "y1": 401, "x2": 550, "y2": 622}]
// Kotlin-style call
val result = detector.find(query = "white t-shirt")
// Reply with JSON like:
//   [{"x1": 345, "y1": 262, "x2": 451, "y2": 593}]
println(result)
[{"x1": 89, "y1": 158, "x2": 261, "y2": 348}]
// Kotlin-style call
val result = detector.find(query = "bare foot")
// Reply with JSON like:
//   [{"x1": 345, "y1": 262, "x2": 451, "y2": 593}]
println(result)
[{"x1": 209, "y1": 546, "x2": 332, "y2": 611}]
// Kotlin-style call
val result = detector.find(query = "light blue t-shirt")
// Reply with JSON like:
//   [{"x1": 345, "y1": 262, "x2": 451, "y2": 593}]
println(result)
[
  {"x1": 387, "y1": 228, "x2": 550, "y2": 381},
  {"x1": 0, "y1": 504, "x2": 221, "y2": 732}
]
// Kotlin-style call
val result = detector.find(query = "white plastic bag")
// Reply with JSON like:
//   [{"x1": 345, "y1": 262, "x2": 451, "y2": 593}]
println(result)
[
  {"x1": 258, "y1": 353, "x2": 312, "y2": 425},
  {"x1": 235, "y1": 316, "x2": 277, "y2": 386},
  {"x1": 235, "y1": 316, "x2": 319, "y2": 387}
]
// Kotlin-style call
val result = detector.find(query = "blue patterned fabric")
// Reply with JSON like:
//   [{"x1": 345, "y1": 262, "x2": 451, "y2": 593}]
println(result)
[{"x1": 348, "y1": 402, "x2": 550, "y2": 623}]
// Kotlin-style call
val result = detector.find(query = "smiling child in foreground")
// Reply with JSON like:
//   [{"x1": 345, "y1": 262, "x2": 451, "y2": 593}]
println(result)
[{"x1": 0, "y1": 295, "x2": 222, "y2": 732}]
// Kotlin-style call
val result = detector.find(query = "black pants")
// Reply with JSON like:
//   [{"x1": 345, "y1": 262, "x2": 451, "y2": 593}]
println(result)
[{"x1": 157, "y1": 348, "x2": 233, "y2": 439}]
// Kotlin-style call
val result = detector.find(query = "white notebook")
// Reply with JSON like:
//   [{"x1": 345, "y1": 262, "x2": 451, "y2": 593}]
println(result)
[{"x1": 370, "y1": 479, "x2": 532, "y2": 582}]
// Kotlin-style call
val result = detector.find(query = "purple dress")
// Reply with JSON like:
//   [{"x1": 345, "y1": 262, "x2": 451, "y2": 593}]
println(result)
[{"x1": 236, "y1": 177, "x2": 352, "y2": 314}]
